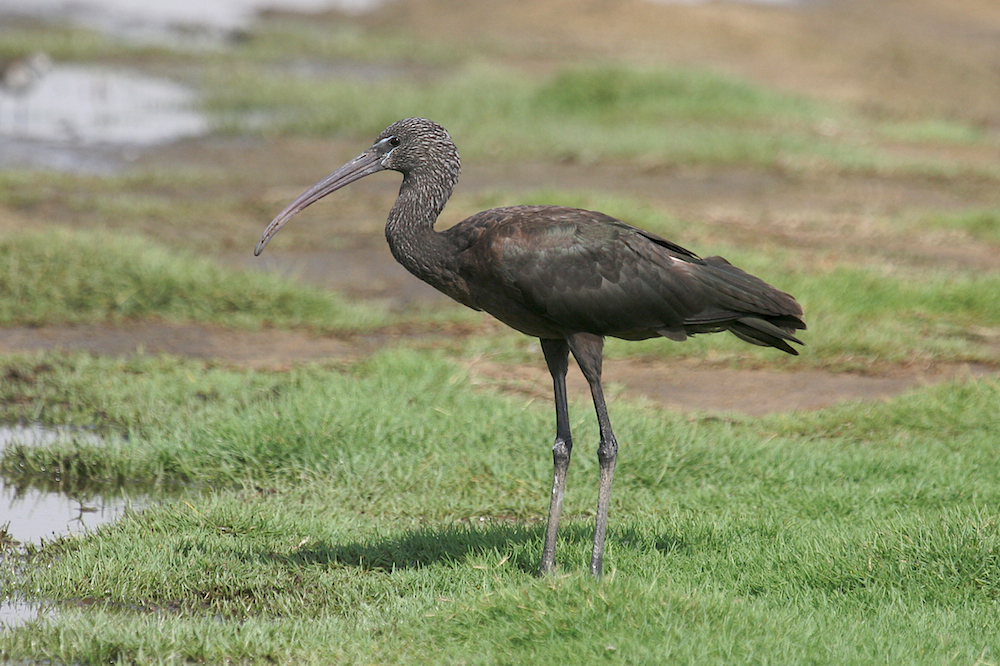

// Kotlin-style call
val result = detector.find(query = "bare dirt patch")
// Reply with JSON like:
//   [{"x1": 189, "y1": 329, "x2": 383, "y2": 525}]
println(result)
[
  {"x1": 467, "y1": 356, "x2": 993, "y2": 416},
  {"x1": 0, "y1": 323, "x2": 360, "y2": 368}
]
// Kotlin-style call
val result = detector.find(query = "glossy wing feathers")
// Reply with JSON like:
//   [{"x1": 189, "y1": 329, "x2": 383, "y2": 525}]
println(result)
[{"x1": 454, "y1": 206, "x2": 805, "y2": 353}]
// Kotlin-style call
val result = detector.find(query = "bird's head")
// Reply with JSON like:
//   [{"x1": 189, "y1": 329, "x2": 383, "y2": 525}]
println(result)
[
  {"x1": 376, "y1": 118, "x2": 459, "y2": 177},
  {"x1": 254, "y1": 117, "x2": 460, "y2": 256}
]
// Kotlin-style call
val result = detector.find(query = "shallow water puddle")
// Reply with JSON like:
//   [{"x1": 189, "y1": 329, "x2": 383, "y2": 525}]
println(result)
[
  {"x1": 0, "y1": 426, "x2": 142, "y2": 630},
  {"x1": 0, "y1": 65, "x2": 208, "y2": 173},
  {"x1": 0, "y1": 598, "x2": 49, "y2": 631},
  {"x1": 0, "y1": 426, "x2": 138, "y2": 544}
]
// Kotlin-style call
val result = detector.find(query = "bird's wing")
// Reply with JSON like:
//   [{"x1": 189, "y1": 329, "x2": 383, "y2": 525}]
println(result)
[{"x1": 453, "y1": 206, "x2": 801, "y2": 340}]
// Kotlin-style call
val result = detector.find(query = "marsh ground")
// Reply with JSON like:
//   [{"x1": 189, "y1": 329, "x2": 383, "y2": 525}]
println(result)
[{"x1": 3, "y1": 1, "x2": 1000, "y2": 662}]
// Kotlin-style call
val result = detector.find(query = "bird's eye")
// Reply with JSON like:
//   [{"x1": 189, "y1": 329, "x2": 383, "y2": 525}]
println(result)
[{"x1": 389, "y1": 137, "x2": 400, "y2": 147}]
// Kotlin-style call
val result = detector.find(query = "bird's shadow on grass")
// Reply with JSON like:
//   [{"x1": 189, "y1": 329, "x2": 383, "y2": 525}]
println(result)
[{"x1": 272, "y1": 521, "x2": 603, "y2": 576}]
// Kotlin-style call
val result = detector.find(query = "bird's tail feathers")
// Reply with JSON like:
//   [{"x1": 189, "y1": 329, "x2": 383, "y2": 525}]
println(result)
[{"x1": 728, "y1": 317, "x2": 804, "y2": 355}]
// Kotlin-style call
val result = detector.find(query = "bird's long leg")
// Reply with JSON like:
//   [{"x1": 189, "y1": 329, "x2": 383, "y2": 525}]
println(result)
[
  {"x1": 567, "y1": 333, "x2": 617, "y2": 578},
  {"x1": 539, "y1": 337, "x2": 572, "y2": 576}
]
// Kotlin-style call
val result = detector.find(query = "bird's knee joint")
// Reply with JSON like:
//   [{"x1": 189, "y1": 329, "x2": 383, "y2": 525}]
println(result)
[
  {"x1": 597, "y1": 438, "x2": 617, "y2": 465},
  {"x1": 552, "y1": 438, "x2": 573, "y2": 463}
]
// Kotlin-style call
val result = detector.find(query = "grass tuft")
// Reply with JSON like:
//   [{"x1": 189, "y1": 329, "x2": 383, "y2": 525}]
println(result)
[
  {"x1": 0, "y1": 229, "x2": 384, "y2": 330},
  {"x1": 922, "y1": 208, "x2": 1000, "y2": 244}
]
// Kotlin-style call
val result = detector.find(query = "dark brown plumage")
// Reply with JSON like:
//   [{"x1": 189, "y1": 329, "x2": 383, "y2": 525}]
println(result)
[{"x1": 256, "y1": 117, "x2": 805, "y2": 577}]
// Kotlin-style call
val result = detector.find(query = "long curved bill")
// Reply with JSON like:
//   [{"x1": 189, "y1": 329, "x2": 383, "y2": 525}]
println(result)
[{"x1": 254, "y1": 149, "x2": 385, "y2": 256}]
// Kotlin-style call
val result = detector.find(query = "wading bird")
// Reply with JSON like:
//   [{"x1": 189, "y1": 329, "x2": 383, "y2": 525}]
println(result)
[
  {"x1": 0, "y1": 52, "x2": 52, "y2": 97},
  {"x1": 255, "y1": 118, "x2": 805, "y2": 577},
  {"x1": 0, "y1": 52, "x2": 52, "y2": 130}
]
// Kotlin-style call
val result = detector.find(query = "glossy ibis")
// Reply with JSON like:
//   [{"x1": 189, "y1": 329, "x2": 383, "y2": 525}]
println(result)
[
  {"x1": 255, "y1": 118, "x2": 805, "y2": 577},
  {"x1": 0, "y1": 52, "x2": 52, "y2": 132}
]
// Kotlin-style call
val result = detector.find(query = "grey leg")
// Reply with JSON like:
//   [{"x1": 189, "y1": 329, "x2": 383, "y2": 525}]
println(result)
[
  {"x1": 567, "y1": 333, "x2": 617, "y2": 578},
  {"x1": 539, "y1": 338, "x2": 572, "y2": 576}
]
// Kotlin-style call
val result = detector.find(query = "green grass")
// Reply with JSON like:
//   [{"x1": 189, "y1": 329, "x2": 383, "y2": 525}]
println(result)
[
  {"x1": 0, "y1": 229, "x2": 384, "y2": 330},
  {"x1": 0, "y1": 21, "x2": 180, "y2": 65},
  {"x1": 878, "y1": 119, "x2": 987, "y2": 145},
  {"x1": 2, "y1": 350, "x2": 1000, "y2": 663},
  {"x1": 236, "y1": 18, "x2": 464, "y2": 67},
  {"x1": 534, "y1": 66, "x2": 820, "y2": 124},
  {"x1": 921, "y1": 208, "x2": 1000, "y2": 245},
  {"x1": 204, "y1": 62, "x2": 866, "y2": 171}
]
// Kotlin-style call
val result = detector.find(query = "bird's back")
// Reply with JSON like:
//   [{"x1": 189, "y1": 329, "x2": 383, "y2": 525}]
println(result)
[{"x1": 443, "y1": 205, "x2": 805, "y2": 352}]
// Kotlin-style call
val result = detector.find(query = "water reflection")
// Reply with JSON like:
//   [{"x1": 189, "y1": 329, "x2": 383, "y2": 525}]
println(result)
[
  {"x1": 0, "y1": 426, "x2": 138, "y2": 544},
  {"x1": 0, "y1": 598, "x2": 48, "y2": 631},
  {"x1": 0, "y1": 64, "x2": 208, "y2": 173}
]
